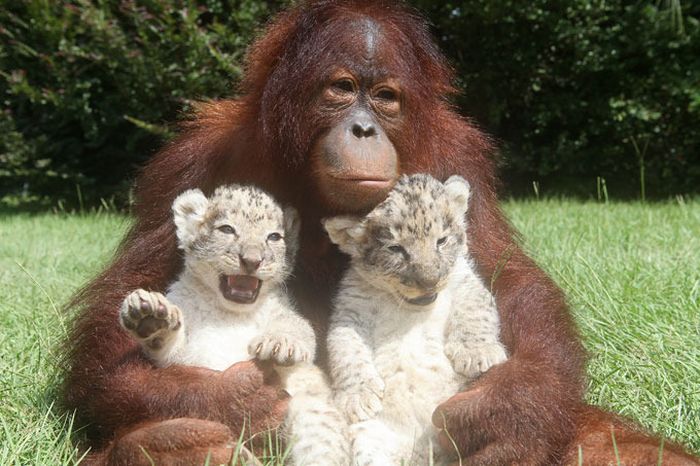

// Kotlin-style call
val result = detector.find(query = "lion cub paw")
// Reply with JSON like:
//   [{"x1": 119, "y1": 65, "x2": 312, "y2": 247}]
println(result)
[
  {"x1": 120, "y1": 289, "x2": 182, "y2": 350},
  {"x1": 445, "y1": 341, "x2": 507, "y2": 378},
  {"x1": 248, "y1": 334, "x2": 312, "y2": 366},
  {"x1": 334, "y1": 375, "x2": 385, "y2": 423}
]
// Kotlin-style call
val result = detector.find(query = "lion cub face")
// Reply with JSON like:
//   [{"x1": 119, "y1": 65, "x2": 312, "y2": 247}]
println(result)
[
  {"x1": 173, "y1": 185, "x2": 299, "y2": 308},
  {"x1": 324, "y1": 174, "x2": 470, "y2": 307}
]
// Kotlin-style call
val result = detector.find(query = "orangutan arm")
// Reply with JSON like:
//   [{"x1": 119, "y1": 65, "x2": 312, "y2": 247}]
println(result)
[
  {"x1": 79, "y1": 357, "x2": 287, "y2": 440},
  {"x1": 65, "y1": 287, "x2": 289, "y2": 443},
  {"x1": 433, "y1": 181, "x2": 586, "y2": 465}
]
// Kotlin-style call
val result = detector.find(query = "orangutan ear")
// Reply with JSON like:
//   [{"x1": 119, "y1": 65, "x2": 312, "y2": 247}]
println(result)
[
  {"x1": 283, "y1": 206, "x2": 301, "y2": 262},
  {"x1": 444, "y1": 175, "x2": 471, "y2": 218},
  {"x1": 322, "y1": 216, "x2": 366, "y2": 257},
  {"x1": 172, "y1": 189, "x2": 209, "y2": 249}
]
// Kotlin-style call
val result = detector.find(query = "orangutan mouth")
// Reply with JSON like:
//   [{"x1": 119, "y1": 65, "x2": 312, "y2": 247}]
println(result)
[
  {"x1": 404, "y1": 293, "x2": 438, "y2": 306},
  {"x1": 331, "y1": 175, "x2": 394, "y2": 190},
  {"x1": 219, "y1": 275, "x2": 262, "y2": 304}
]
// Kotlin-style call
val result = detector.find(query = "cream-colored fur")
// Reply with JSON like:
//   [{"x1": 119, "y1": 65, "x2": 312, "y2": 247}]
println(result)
[
  {"x1": 325, "y1": 174, "x2": 507, "y2": 465},
  {"x1": 120, "y1": 184, "x2": 349, "y2": 466}
]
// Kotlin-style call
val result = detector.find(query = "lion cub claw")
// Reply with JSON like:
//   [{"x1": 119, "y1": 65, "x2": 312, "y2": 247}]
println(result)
[
  {"x1": 248, "y1": 334, "x2": 312, "y2": 366},
  {"x1": 445, "y1": 341, "x2": 507, "y2": 377},
  {"x1": 120, "y1": 289, "x2": 182, "y2": 350}
]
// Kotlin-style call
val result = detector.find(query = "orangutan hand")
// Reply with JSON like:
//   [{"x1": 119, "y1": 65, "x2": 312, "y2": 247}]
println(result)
[
  {"x1": 432, "y1": 360, "x2": 575, "y2": 466},
  {"x1": 218, "y1": 359, "x2": 290, "y2": 436},
  {"x1": 96, "y1": 360, "x2": 285, "y2": 466}
]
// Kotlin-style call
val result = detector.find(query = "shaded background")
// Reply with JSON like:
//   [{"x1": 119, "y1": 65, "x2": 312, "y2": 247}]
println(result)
[{"x1": 1, "y1": 0, "x2": 699, "y2": 209}]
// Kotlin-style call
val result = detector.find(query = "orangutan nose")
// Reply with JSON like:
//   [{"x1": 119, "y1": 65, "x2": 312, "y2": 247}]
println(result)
[
  {"x1": 352, "y1": 120, "x2": 377, "y2": 138},
  {"x1": 240, "y1": 251, "x2": 262, "y2": 273}
]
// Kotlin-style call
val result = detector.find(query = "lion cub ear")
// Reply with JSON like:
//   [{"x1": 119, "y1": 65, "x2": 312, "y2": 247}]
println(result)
[
  {"x1": 322, "y1": 216, "x2": 366, "y2": 257},
  {"x1": 172, "y1": 189, "x2": 209, "y2": 249},
  {"x1": 444, "y1": 175, "x2": 471, "y2": 218}
]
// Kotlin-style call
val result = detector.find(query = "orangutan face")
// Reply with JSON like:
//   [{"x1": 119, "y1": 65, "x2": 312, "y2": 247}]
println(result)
[{"x1": 308, "y1": 18, "x2": 405, "y2": 213}]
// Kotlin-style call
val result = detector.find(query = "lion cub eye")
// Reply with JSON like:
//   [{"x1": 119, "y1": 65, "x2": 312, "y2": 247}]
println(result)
[
  {"x1": 267, "y1": 232, "x2": 283, "y2": 242},
  {"x1": 436, "y1": 236, "x2": 448, "y2": 247},
  {"x1": 217, "y1": 225, "x2": 236, "y2": 235},
  {"x1": 388, "y1": 245, "x2": 408, "y2": 257}
]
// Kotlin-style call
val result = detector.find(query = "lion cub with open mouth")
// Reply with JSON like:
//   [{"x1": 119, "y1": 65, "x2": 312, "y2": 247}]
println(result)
[{"x1": 120, "y1": 184, "x2": 348, "y2": 466}]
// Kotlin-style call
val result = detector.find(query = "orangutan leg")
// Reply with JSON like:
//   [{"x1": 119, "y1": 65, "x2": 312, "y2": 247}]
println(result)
[
  {"x1": 563, "y1": 406, "x2": 699, "y2": 466},
  {"x1": 82, "y1": 418, "x2": 263, "y2": 466}
]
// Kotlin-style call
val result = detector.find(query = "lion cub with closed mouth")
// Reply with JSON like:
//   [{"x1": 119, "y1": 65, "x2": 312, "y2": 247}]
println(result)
[
  {"x1": 120, "y1": 184, "x2": 348, "y2": 466},
  {"x1": 324, "y1": 174, "x2": 507, "y2": 466}
]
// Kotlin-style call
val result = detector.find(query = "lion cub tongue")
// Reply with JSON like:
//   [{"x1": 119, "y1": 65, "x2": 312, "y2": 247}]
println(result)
[{"x1": 219, "y1": 275, "x2": 262, "y2": 304}]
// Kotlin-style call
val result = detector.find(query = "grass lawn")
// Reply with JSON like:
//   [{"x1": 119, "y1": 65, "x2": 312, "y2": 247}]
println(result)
[{"x1": 0, "y1": 199, "x2": 698, "y2": 464}]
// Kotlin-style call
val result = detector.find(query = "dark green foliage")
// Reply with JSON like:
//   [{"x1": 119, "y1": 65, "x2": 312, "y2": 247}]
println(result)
[
  {"x1": 1, "y1": 1, "x2": 698, "y2": 208},
  {"x1": 0, "y1": 0, "x2": 286, "y2": 208},
  {"x1": 415, "y1": 0, "x2": 700, "y2": 197}
]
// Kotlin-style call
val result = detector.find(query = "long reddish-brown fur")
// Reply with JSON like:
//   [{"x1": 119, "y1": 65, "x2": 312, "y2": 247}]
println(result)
[{"x1": 63, "y1": 1, "x2": 699, "y2": 465}]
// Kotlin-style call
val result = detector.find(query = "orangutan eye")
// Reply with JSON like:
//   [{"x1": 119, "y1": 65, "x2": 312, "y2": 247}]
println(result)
[
  {"x1": 267, "y1": 232, "x2": 283, "y2": 242},
  {"x1": 332, "y1": 79, "x2": 355, "y2": 93},
  {"x1": 437, "y1": 236, "x2": 448, "y2": 247},
  {"x1": 375, "y1": 88, "x2": 398, "y2": 101},
  {"x1": 217, "y1": 225, "x2": 236, "y2": 235}
]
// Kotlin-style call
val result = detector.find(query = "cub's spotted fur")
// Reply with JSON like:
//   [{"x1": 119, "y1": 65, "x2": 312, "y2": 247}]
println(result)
[
  {"x1": 324, "y1": 174, "x2": 507, "y2": 466},
  {"x1": 120, "y1": 184, "x2": 348, "y2": 466}
]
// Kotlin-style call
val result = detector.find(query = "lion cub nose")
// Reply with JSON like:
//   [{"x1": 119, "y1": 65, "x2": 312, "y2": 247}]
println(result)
[
  {"x1": 415, "y1": 275, "x2": 439, "y2": 291},
  {"x1": 240, "y1": 250, "x2": 263, "y2": 273}
]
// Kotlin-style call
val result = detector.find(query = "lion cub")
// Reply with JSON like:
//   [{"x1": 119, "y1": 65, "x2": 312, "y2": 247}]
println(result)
[
  {"x1": 324, "y1": 174, "x2": 507, "y2": 466},
  {"x1": 119, "y1": 184, "x2": 348, "y2": 466}
]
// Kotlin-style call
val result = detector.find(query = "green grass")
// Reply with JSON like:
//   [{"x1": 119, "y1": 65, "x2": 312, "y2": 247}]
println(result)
[
  {"x1": 505, "y1": 198, "x2": 700, "y2": 450},
  {"x1": 0, "y1": 199, "x2": 698, "y2": 464},
  {"x1": 0, "y1": 212, "x2": 130, "y2": 464}
]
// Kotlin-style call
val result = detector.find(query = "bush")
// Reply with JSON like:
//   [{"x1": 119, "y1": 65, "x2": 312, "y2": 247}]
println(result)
[
  {"x1": 416, "y1": 0, "x2": 700, "y2": 197},
  {"x1": 0, "y1": 0, "x2": 285, "y2": 208},
  {"x1": 1, "y1": 1, "x2": 698, "y2": 207}
]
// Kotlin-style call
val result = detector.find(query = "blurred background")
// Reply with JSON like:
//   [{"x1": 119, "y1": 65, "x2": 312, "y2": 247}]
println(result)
[{"x1": 1, "y1": 0, "x2": 699, "y2": 209}]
